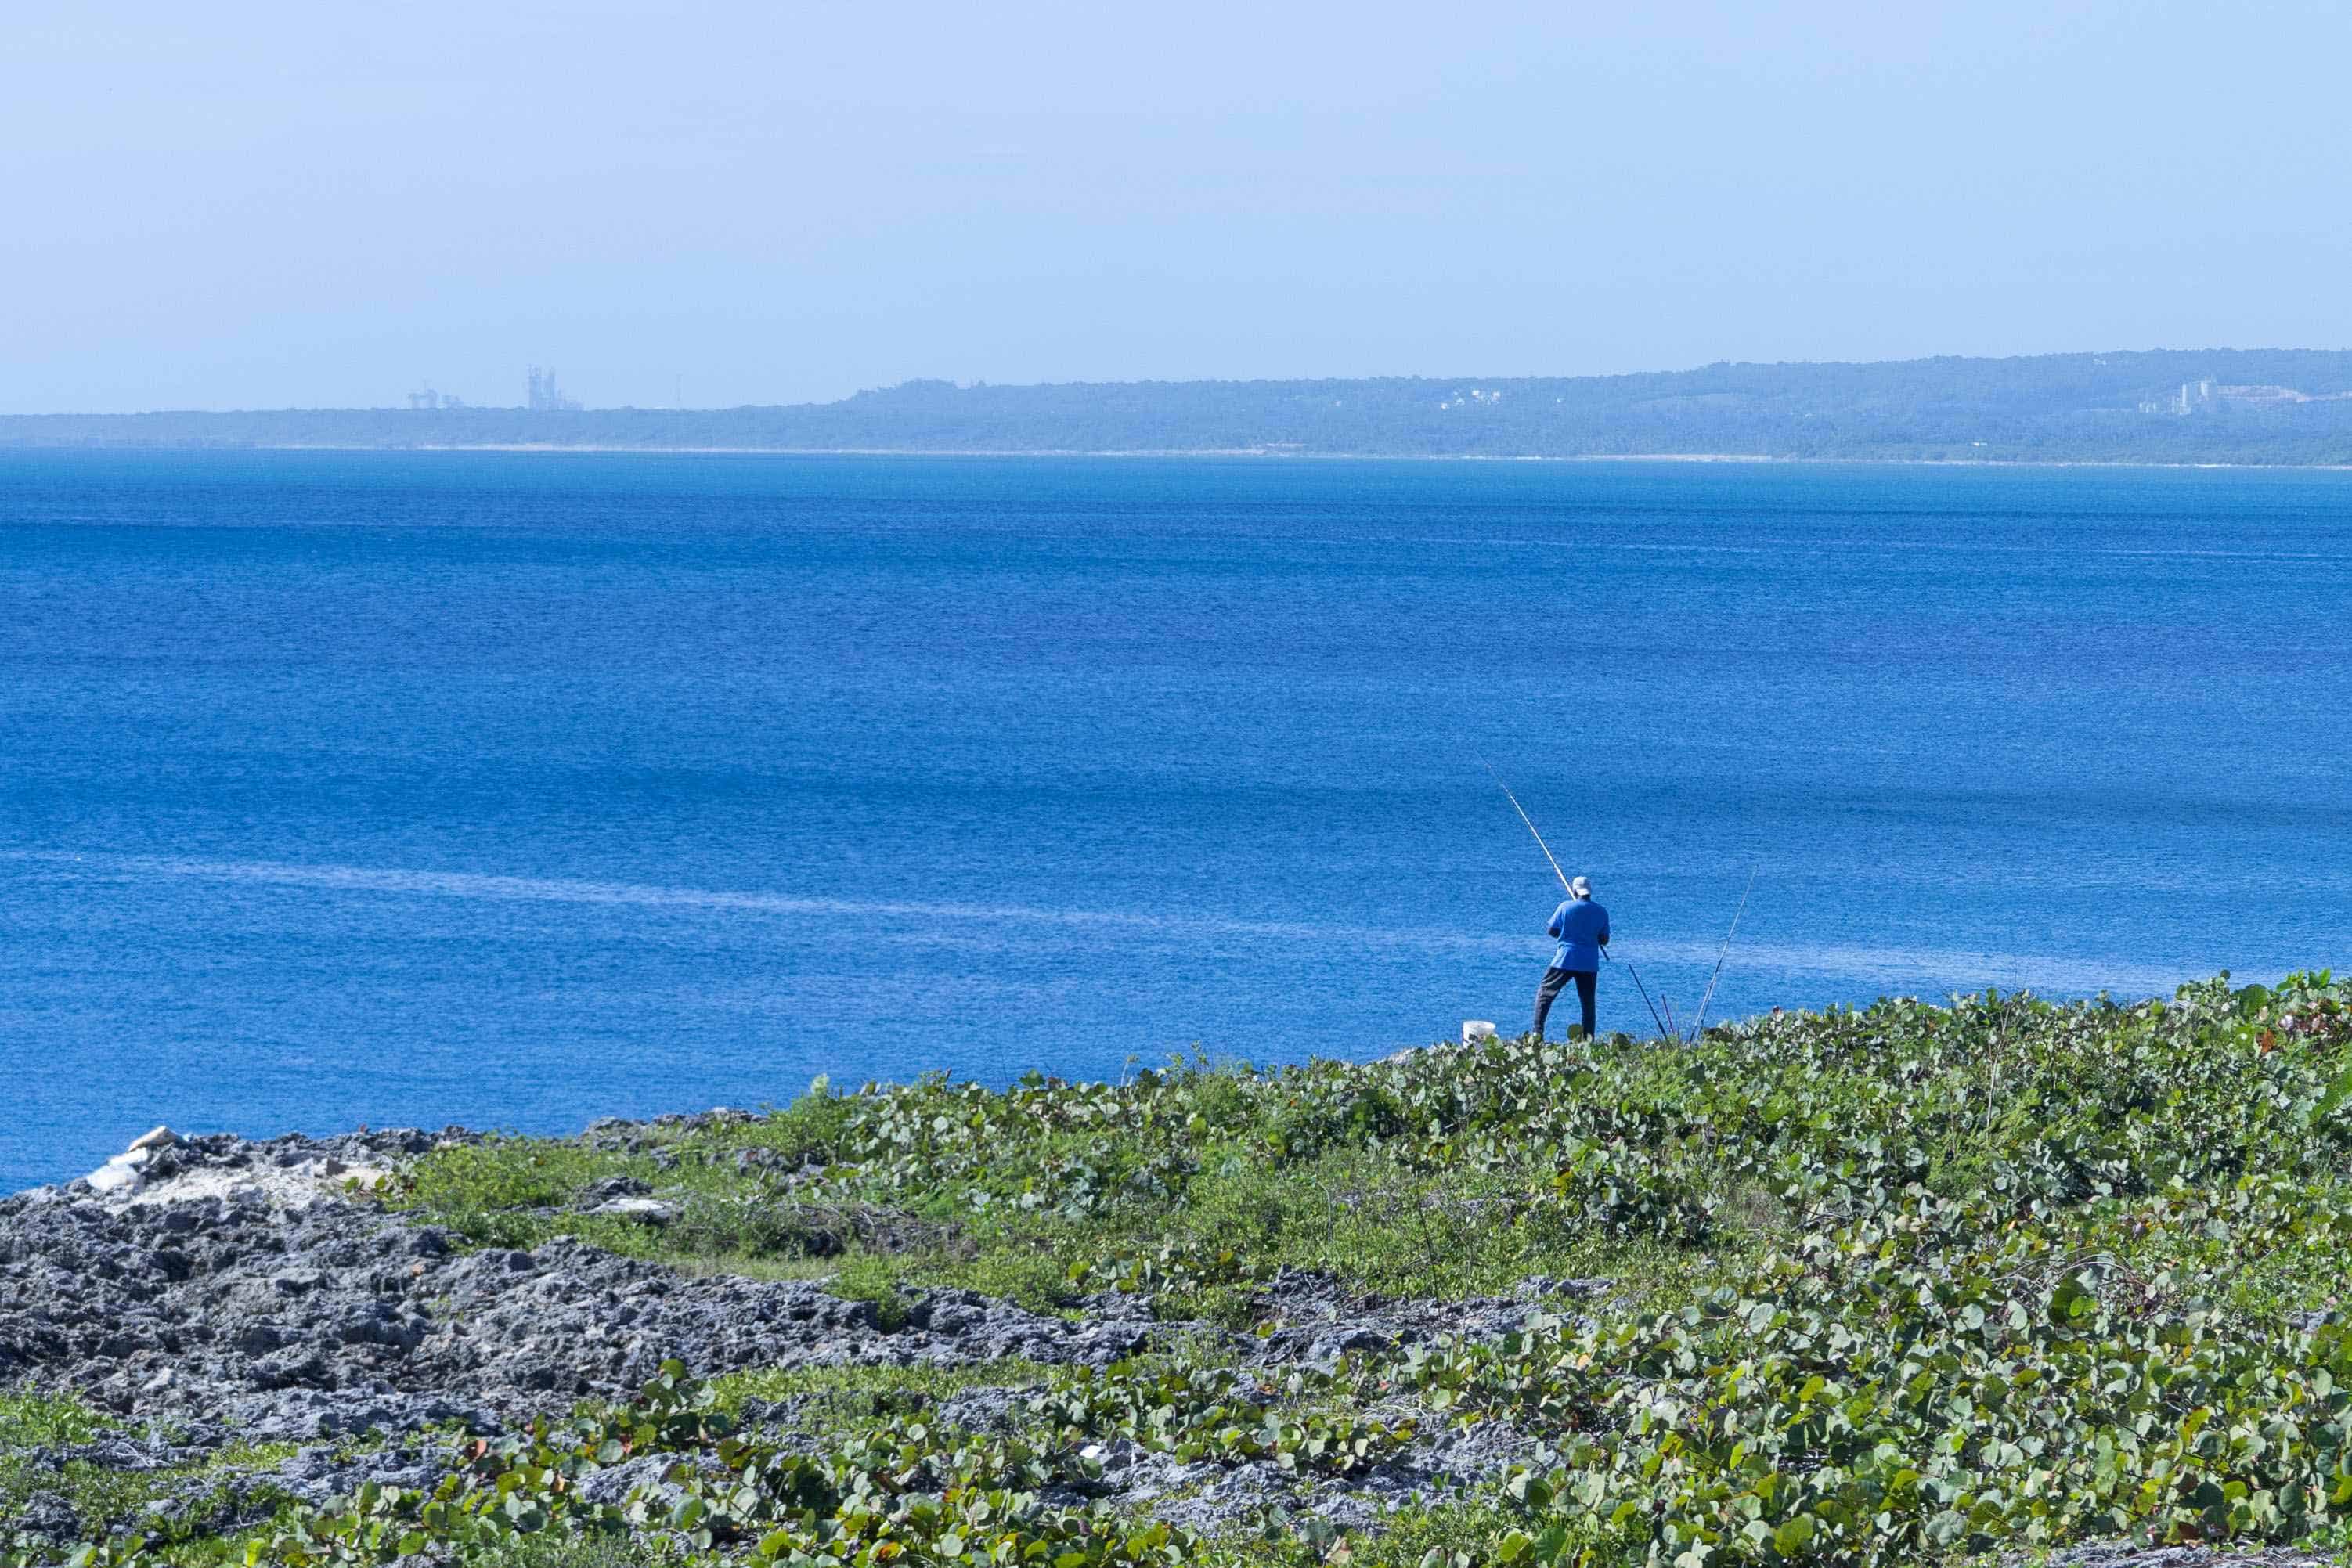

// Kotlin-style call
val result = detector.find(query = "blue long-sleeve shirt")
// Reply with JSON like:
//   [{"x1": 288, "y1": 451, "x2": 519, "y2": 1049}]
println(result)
[{"x1": 1548, "y1": 898, "x2": 1610, "y2": 971}]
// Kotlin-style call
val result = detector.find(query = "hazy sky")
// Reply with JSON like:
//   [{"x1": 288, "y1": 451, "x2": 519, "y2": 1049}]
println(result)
[{"x1": 8, "y1": 1, "x2": 2350, "y2": 413}]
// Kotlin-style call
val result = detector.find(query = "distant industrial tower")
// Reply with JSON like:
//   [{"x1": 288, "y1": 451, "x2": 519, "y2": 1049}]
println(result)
[
  {"x1": 406, "y1": 387, "x2": 465, "y2": 410},
  {"x1": 525, "y1": 366, "x2": 583, "y2": 412}
]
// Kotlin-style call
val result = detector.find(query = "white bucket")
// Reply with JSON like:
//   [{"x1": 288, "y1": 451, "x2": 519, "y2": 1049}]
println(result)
[{"x1": 1462, "y1": 1019, "x2": 1499, "y2": 1046}]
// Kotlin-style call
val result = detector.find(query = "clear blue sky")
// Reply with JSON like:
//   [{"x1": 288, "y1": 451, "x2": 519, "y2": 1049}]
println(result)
[{"x1": 8, "y1": 1, "x2": 2349, "y2": 413}]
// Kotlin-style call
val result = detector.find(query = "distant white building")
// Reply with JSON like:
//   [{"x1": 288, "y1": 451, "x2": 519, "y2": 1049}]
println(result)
[
  {"x1": 526, "y1": 367, "x2": 583, "y2": 413},
  {"x1": 2142, "y1": 379, "x2": 2346, "y2": 415}
]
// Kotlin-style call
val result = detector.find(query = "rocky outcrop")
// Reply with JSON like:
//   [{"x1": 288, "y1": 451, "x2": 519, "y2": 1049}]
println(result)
[
  {"x1": 0, "y1": 1187, "x2": 1157, "y2": 1445},
  {"x1": 1, "y1": 1131, "x2": 1189, "y2": 1553}
]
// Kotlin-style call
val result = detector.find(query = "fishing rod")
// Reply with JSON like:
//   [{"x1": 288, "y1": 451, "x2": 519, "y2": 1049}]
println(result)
[
  {"x1": 1685, "y1": 863, "x2": 1757, "y2": 1043},
  {"x1": 1481, "y1": 759, "x2": 1572, "y2": 895},
  {"x1": 1481, "y1": 759, "x2": 1673, "y2": 1044},
  {"x1": 1611, "y1": 946, "x2": 1672, "y2": 1046}
]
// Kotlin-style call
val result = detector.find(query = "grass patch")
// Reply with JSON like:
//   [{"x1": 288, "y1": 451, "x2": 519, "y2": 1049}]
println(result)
[
  {"x1": 2, "y1": 1432, "x2": 299, "y2": 1552},
  {"x1": 708, "y1": 1357, "x2": 1053, "y2": 1408},
  {"x1": 0, "y1": 1387, "x2": 111, "y2": 1448}
]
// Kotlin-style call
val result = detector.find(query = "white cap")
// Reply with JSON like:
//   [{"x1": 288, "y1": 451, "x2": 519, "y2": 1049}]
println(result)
[{"x1": 1569, "y1": 875, "x2": 1592, "y2": 898}]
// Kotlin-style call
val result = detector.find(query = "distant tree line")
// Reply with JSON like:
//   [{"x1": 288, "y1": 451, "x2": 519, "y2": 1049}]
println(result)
[{"x1": 10, "y1": 349, "x2": 2352, "y2": 464}]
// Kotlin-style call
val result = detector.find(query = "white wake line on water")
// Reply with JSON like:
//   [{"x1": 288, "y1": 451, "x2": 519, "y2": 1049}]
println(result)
[
  {"x1": 6, "y1": 849, "x2": 2228, "y2": 999},
  {"x1": 1283, "y1": 532, "x2": 2349, "y2": 567}
]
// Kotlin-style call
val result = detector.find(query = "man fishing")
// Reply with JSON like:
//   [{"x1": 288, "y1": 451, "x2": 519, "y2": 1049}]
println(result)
[{"x1": 1533, "y1": 875, "x2": 1609, "y2": 1040}]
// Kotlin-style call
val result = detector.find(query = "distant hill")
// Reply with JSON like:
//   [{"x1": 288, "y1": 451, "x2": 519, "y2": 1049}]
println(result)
[{"x1": 11, "y1": 350, "x2": 2352, "y2": 464}]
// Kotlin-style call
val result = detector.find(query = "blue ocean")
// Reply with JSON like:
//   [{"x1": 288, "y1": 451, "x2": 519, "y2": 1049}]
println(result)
[{"x1": 4, "y1": 451, "x2": 2347, "y2": 1191}]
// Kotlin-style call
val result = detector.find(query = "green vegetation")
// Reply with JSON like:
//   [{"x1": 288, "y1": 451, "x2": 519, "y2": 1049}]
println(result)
[
  {"x1": 705, "y1": 1361, "x2": 1055, "y2": 1418},
  {"x1": 0, "y1": 1391, "x2": 112, "y2": 1451},
  {"x1": 12, "y1": 349, "x2": 2352, "y2": 463},
  {"x1": 0, "y1": 1390, "x2": 300, "y2": 1565},
  {"x1": 16, "y1": 971, "x2": 2352, "y2": 1566}
]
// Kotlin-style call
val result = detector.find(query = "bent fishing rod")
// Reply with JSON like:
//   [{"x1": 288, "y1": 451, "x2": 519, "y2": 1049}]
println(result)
[{"x1": 1480, "y1": 760, "x2": 1673, "y2": 1044}]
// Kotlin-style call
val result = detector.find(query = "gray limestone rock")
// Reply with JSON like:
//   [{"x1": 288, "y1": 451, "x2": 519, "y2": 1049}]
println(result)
[{"x1": 0, "y1": 1148, "x2": 1159, "y2": 1458}]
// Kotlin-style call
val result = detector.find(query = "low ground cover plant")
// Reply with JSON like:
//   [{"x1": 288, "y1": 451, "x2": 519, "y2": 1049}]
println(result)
[{"x1": 13, "y1": 971, "x2": 2352, "y2": 1566}]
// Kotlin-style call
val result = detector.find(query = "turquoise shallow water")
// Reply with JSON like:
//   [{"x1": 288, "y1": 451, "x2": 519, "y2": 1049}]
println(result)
[{"x1": 3, "y1": 451, "x2": 2347, "y2": 1189}]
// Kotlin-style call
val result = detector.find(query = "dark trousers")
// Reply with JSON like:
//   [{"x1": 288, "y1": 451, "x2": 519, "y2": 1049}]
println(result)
[{"x1": 1534, "y1": 967, "x2": 1597, "y2": 1040}]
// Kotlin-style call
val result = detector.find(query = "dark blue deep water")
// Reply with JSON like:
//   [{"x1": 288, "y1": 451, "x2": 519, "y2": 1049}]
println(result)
[{"x1": 5, "y1": 451, "x2": 2348, "y2": 1189}]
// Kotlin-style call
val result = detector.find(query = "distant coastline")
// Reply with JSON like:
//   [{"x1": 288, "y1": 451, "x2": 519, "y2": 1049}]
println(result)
[{"x1": 11, "y1": 348, "x2": 2352, "y2": 466}]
